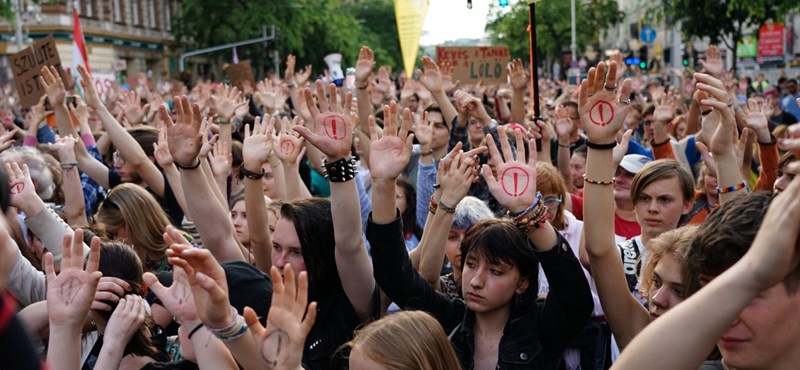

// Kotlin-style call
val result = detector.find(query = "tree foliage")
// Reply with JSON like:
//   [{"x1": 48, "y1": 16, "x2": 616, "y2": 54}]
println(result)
[
  {"x1": 170, "y1": 0, "x2": 401, "y2": 77},
  {"x1": 657, "y1": 0, "x2": 800, "y2": 69},
  {"x1": 486, "y1": 0, "x2": 624, "y2": 66}
]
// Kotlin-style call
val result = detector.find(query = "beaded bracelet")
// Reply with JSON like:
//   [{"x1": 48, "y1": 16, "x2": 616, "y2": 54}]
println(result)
[
  {"x1": 206, "y1": 306, "x2": 248, "y2": 342},
  {"x1": 323, "y1": 157, "x2": 357, "y2": 182},
  {"x1": 717, "y1": 182, "x2": 746, "y2": 194},
  {"x1": 583, "y1": 174, "x2": 615, "y2": 185},
  {"x1": 514, "y1": 205, "x2": 549, "y2": 234},
  {"x1": 438, "y1": 199, "x2": 457, "y2": 214},
  {"x1": 429, "y1": 194, "x2": 438, "y2": 215},
  {"x1": 215, "y1": 117, "x2": 230, "y2": 125},
  {"x1": 508, "y1": 192, "x2": 543, "y2": 221}
]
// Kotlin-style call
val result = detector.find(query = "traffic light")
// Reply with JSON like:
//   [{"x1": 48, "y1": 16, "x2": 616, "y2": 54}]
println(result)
[
  {"x1": 498, "y1": 0, "x2": 508, "y2": 6},
  {"x1": 638, "y1": 45, "x2": 648, "y2": 70}
]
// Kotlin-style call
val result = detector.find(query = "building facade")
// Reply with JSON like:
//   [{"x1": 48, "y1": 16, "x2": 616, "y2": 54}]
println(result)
[{"x1": 0, "y1": 0, "x2": 181, "y2": 85}]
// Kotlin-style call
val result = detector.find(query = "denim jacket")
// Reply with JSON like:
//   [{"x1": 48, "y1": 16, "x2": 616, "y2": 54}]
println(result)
[{"x1": 367, "y1": 215, "x2": 593, "y2": 369}]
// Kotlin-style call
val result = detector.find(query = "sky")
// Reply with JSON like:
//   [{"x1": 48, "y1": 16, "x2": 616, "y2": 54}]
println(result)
[{"x1": 420, "y1": 0, "x2": 492, "y2": 46}]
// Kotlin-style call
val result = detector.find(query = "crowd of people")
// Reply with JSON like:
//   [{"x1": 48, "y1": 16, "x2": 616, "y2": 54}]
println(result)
[{"x1": 0, "y1": 39, "x2": 798, "y2": 370}]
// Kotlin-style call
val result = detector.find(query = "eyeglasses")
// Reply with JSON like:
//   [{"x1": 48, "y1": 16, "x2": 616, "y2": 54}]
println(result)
[
  {"x1": 543, "y1": 195, "x2": 563, "y2": 208},
  {"x1": 112, "y1": 151, "x2": 126, "y2": 165}
]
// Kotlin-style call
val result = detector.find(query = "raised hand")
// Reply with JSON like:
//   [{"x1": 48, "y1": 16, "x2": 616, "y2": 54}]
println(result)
[
  {"x1": 294, "y1": 64, "x2": 313, "y2": 88},
  {"x1": 294, "y1": 80, "x2": 353, "y2": 160},
  {"x1": 244, "y1": 265, "x2": 316, "y2": 370},
  {"x1": 284, "y1": 54, "x2": 297, "y2": 83},
  {"x1": 695, "y1": 73, "x2": 736, "y2": 156},
  {"x1": 438, "y1": 148, "x2": 480, "y2": 206},
  {"x1": 197, "y1": 117, "x2": 217, "y2": 159},
  {"x1": 578, "y1": 61, "x2": 632, "y2": 144},
  {"x1": 374, "y1": 67, "x2": 392, "y2": 96},
  {"x1": 482, "y1": 126, "x2": 538, "y2": 214},
  {"x1": 119, "y1": 90, "x2": 145, "y2": 125},
  {"x1": 209, "y1": 140, "x2": 232, "y2": 178},
  {"x1": 242, "y1": 116, "x2": 276, "y2": 169},
  {"x1": 355, "y1": 46, "x2": 375, "y2": 88},
  {"x1": 508, "y1": 59, "x2": 528, "y2": 91},
  {"x1": 699, "y1": 45, "x2": 724, "y2": 78},
  {"x1": 143, "y1": 266, "x2": 199, "y2": 324},
  {"x1": 90, "y1": 276, "x2": 132, "y2": 312},
  {"x1": 77, "y1": 65, "x2": 103, "y2": 109},
  {"x1": 743, "y1": 98, "x2": 771, "y2": 142},
  {"x1": 39, "y1": 65, "x2": 67, "y2": 108},
  {"x1": 554, "y1": 106, "x2": 573, "y2": 141},
  {"x1": 419, "y1": 56, "x2": 444, "y2": 94},
  {"x1": 164, "y1": 225, "x2": 234, "y2": 329},
  {"x1": 103, "y1": 295, "x2": 147, "y2": 346},
  {"x1": 161, "y1": 96, "x2": 203, "y2": 168},
  {"x1": 440, "y1": 61, "x2": 459, "y2": 93},
  {"x1": 275, "y1": 116, "x2": 306, "y2": 166},
  {"x1": 5, "y1": 162, "x2": 41, "y2": 212},
  {"x1": 368, "y1": 103, "x2": 415, "y2": 182},
  {"x1": 49, "y1": 134, "x2": 78, "y2": 158},
  {"x1": 153, "y1": 121, "x2": 174, "y2": 167},
  {"x1": 46, "y1": 228, "x2": 102, "y2": 326},
  {"x1": 211, "y1": 84, "x2": 247, "y2": 120},
  {"x1": 68, "y1": 96, "x2": 90, "y2": 124},
  {"x1": 27, "y1": 95, "x2": 49, "y2": 130},
  {"x1": 414, "y1": 111, "x2": 433, "y2": 149}
]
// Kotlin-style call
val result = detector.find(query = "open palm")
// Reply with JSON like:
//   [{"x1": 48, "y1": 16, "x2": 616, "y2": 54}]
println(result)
[{"x1": 368, "y1": 103, "x2": 414, "y2": 181}]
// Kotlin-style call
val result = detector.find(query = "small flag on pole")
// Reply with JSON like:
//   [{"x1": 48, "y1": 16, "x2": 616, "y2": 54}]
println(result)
[{"x1": 72, "y1": 2, "x2": 90, "y2": 74}]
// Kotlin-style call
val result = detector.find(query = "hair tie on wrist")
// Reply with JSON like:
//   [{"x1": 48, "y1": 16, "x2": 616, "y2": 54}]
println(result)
[
  {"x1": 585, "y1": 140, "x2": 617, "y2": 150},
  {"x1": 188, "y1": 323, "x2": 204, "y2": 340},
  {"x1": 174, "y1": 159, "x2": 202, "y2": 170}
]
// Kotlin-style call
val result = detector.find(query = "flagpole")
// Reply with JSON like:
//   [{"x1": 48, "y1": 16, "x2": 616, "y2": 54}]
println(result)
[{"x1": 528, "y1": 0, "x2": 541, "y2": 120}]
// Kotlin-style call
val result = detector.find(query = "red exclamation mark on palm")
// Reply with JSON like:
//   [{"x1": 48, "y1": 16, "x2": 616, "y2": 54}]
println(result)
[
  {"x1": 332, "y1": 118, "x2": 339, "y2": 140},
  {"x1": 513, "y1": 172, "x2": 518, "y2": 196}
]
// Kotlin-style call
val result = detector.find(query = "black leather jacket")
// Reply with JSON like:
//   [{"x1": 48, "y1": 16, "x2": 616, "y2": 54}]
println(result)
[{"x1": 367, "y1": 216, "x2": 593, "y2": 369}]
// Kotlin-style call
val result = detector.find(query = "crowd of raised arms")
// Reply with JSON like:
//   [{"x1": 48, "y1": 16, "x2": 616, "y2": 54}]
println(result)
[{"x1": 0, "y1": 41, "x2": 799, "y2": 370}]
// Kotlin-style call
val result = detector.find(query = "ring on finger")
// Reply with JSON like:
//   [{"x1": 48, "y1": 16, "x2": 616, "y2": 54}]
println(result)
[
  {"x1": 588, "y1": 92, "x2": 595, "y2": 97},
  {"x1": 727, "y1": 99, "x2": 733, "y2": 108},
  {"x1": 604, "y1": 85, "x2": 618, "y2": 91}
]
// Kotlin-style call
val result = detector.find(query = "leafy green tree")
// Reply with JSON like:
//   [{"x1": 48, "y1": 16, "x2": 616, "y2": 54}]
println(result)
[
  {"x1": 486, "y1": 0, "x2": 624, "y2": 67},
  {"x1": 171, "y1": 0, "x2": 400, "y2": 79},
  {"x1": 656, "y1": 0, "x2": 800, "y2": 69}
]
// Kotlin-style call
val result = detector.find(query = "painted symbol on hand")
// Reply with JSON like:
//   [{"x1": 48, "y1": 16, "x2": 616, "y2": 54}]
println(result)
[
  {"x1": 9, "y1": 181, "x2": 24, "y2": 195},
  {"x1": 500, "y1": 166, "x2": 530, "y2": 197},
  {"x1": 261, "y1": 329, "x2": 289, "y2": 368},
  {"x1": 322, "y1": 114, "x2": 346, "y2": 140},
  {"x1": 59, "y1": 278, "x2": 81, "y2": 305},
  {"x1": 589, "y1": 100, "x2": 614, "y2": 127},
  {"x1": 280, "y1": 140, "x2": 295, "y2": 155}
]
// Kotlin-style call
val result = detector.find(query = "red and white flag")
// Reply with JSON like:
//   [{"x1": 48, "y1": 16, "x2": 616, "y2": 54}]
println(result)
[{"x1": 73, "y1": 3, "x2": 90, "y2": 75}]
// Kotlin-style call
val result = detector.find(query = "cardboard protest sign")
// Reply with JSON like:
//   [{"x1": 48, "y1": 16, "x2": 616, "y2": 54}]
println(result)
[
  {"x1": 435, "y1": 46, "x2": 510, "y2": 85},
  {"x1": 9, "y1": 35, "x2": 64, "y2": 108},
  {"x1": 226, "y1": 60, "x2": 255, "y2": 91}
]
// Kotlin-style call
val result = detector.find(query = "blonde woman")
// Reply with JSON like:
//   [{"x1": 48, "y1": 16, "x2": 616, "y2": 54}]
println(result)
[{"x1": 95, "y1": 183, "x2": 176, "y2": 273}]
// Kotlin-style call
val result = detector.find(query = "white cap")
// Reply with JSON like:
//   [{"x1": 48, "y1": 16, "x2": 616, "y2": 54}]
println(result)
[{"x1": 619, "y1": 154, "x2": 652, "y2": 174}]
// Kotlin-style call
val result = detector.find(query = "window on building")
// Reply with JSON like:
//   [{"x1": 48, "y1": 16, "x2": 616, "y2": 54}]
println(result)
[
  {"x1": 113, "y1": 0, "x2": 123, "y2": 23},
  {"x1": 131, "y1": 0, "x2": 140, "y2": 25},
  {"x1": 164, "y1": 0, "x2": 172, "y2": 31},
  {"x1": 81, "y1": 0, "x2": 95, "y2": 18},
  {"x1": 148, "y1": 0, "x2": 156, "y2": 28}
]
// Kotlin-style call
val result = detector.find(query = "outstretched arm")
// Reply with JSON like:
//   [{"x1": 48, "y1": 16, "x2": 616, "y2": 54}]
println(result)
[
  {"x1": 241, "y1": 116, "x2": 276, "y2": 273},
  {"x1": 576, "y1": 62, "x2": 650, "y2": 349},
  {"x1": 295, "y1": 81, "x2": 375, "y2": 321},
  {"x1": 78, "y1": 65, "x2": 166, "y2": 197},
  {"x1": 161, "y1": 96, "x2": 244, "y2": 262}
]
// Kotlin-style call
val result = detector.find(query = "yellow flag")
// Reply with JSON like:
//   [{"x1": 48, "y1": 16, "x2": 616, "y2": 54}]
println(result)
[{"x1": 395, "y1": 0, "x2": 429, "y2": 78}]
